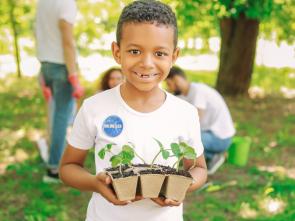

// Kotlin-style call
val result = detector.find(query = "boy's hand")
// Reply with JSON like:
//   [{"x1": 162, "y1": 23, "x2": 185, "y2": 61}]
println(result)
[
  {"x1": 151, "y1": 197, "x2": 182, "y2": 207},
  {"x1": 95, "y1": 172, "x2": 130, "y2": 206},
  {"x1": 68, "y1": 74, "x2": 84, "y2": 99}
]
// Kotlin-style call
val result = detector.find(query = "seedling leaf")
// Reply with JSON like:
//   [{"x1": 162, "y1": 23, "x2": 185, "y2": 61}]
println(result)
[
  {"x1": 161, "y1": 149, "x2": 170, "y2": 159},
  {"x1": 98, "y1": 148, "x2": 106, "y2": 159},
  {"x1": 153, "y1": 138, "x2": 164, "y2": 149},
  {"x1": 106, "y1": 143, "x2": 113, "y2": 150},
  {"x1": 110, "y1": 155, "x2": 122, "y2": 167},
  {"x1": 171, "y1": 143, "x2": 181, "y2": 156}
]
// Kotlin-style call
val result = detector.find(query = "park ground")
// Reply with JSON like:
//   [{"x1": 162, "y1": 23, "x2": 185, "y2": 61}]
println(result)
[{"x1": 0, "y1": 66, "x2": 294, "y2": 221}]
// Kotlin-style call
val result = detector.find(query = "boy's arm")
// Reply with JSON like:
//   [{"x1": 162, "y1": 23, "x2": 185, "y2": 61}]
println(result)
[
  {"x1": 59, "y1": 144, "x2": 129, "y2": 205},
  {"x1": 184, "y1": 153, "x2": 207, "y2": 192}
]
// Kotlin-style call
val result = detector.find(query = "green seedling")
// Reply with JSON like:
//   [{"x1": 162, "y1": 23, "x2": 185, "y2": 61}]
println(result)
[
  {"x1": 98, "y1": 143, "x2": 135, "y2": 175},
  {"x1": 152, "y1": 138, "x2": 170, "y2": 167},
  {"x1": 127, "y1": 142, "x2": 146, "y2": 164},
  {"x1": 170, "y1": 141, "x2": 196, "y2": 171}
]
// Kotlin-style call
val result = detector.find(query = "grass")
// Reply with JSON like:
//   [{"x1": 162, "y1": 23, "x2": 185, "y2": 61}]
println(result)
[{"x1": 0, "y1": 66, "x2": 294, "y2": 220}]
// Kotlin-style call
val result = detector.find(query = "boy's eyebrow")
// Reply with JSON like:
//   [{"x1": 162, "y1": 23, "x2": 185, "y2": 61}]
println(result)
[{"x1": 126, "y1": 43, "x2": 170, "y2": 51}]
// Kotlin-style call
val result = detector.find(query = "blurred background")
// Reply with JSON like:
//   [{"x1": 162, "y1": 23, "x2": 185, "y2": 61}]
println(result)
[{"x1": 0, "y1": 0, "x2": 294, "y2": 220}]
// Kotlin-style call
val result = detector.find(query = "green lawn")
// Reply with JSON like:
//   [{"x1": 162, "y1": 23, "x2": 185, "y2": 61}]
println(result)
[{"x1": 0, "y1": 66, "x2": 294, "y2": 221}]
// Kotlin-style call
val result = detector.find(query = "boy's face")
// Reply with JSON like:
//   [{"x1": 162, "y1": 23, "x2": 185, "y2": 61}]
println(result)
[{"x1": 112, "y1": 22, "x2": 179, "y2": 93}]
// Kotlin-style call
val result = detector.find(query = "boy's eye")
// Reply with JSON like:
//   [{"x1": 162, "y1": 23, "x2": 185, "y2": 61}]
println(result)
[
  {"x1": 155, "y1": 51, "x2": 168, "y2": 57},
  {"x1": 128, "y1": 49, "x2": 141, "y2": 55}
]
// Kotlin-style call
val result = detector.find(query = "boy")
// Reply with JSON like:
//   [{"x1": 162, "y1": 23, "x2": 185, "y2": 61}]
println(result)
[
  {"x1": 60, "y1": 1, "x2": 207, "y2": 220},
  {"x1": 166, "y1": 66, "x2": 236, "y2": 175}
]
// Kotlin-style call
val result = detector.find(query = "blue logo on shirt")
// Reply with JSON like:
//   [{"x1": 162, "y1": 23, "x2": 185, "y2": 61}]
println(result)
[{"x1": 102, "y1": 115, "x2": 123, "y2": 137}]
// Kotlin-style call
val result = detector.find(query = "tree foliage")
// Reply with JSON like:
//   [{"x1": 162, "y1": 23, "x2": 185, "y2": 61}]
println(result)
[
  {"x1": 0, "y1": 0, "x2": 35, "y2": 54},
  {"x1": 1, "y1": 0, "x2": 294, "y2": 55},
  {"x1": 176, "y1": 0, "x2": 295, "y2": 43}
]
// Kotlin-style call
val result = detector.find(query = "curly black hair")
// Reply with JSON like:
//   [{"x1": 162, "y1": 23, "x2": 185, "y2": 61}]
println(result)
[{"x1": 116, "y1": 0, "x2": 178, "y2": 47}]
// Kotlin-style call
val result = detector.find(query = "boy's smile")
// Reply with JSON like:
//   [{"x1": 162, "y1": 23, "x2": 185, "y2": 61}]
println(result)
[{"x1": 112, "y1": 23, "x2": 179, "y2": 94}]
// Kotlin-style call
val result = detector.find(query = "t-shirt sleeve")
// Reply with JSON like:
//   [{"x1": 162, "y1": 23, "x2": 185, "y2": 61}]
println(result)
[
  {"x1": 187, "y1": 107, "x2": 204, "y2": 158},
  {"x1": 67, "y1": 103, "x2": 96, "y2": 149},
  {"x1": 192, "y1": 91, "x2": 206, "y2": 110},
  {"x1": 59, "y1": 0, "x2": 77, "y2": 24}
]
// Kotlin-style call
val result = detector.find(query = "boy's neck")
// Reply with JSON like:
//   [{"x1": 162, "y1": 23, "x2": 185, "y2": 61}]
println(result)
[{"x1": 120, "y1": 83, "x2": 166, "y2": 113}]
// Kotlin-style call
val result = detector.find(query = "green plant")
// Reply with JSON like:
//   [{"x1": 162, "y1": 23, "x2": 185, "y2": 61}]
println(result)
[
  {"x1": 170, "y1": 142, "x2": 196, "y2": 171},
  {"x1": 152, "y1": 138, "x2": 170, "y2": 167},
  {"x1": 98, "y1": 143, "x2": 135, "y2": 175}
]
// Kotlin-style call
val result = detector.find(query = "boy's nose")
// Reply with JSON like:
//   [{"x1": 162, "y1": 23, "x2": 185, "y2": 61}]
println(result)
[{"x1": 140, "y1": 54, "x2": 154, "y2": 68}]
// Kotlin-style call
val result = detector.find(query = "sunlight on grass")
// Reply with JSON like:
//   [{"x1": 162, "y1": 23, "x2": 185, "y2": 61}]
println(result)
[
  {"x1": 259, "y1": 197, "x2": 286, "y2": 215},
  {"x1": 239, "y1": 202, "x2": 258, "y2": 219},
  {"x1": 258, "y1": 166, "x2": 295, "y2": 180},
  {"x1": 248, "y1": 86, "x2": 265, "y2": 99}
]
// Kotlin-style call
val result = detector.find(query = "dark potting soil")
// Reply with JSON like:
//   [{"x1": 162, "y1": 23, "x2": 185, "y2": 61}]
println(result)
[
  {"x1": 134, "y1": 164, "x2": 192, "y2": 178},
  {"x1": 110, "y1": 170, "x2": 137, "y2": 179},
  {"x1": 105, "y1": 165, "x2": 137, "y2": 179},
  {"x1": 133, "y1": 164, "x2": 167, "y2": 175},
  {"x1": 105, "y1": 164, "x2": 192, "y2": 178},
  {"x1": 159, "y1": 165, "x2": 192, "y2": 178},
  {"x1": 105, "y1": 164, "x2": 130, "y2": 172},
  {"x1": 139, "y1": 169, "x2": 163, "y2": 175}
]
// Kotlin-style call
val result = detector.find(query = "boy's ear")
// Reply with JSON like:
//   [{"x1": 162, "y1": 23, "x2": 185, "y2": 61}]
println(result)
[
  {"x1": 111, "y1": 42, "x2": 121, "y2": 64},
  {"x1": 172, "y1": 47, "x2": 180, "y2": 65}
]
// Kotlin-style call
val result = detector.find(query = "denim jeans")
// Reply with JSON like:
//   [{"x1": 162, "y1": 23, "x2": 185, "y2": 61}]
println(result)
[
  {"x1": 201, "y1": 131, "x2": 232, "y2": 160},
  {"x1": 41, "y1": 62, "x2": 75, "y2": 169}
]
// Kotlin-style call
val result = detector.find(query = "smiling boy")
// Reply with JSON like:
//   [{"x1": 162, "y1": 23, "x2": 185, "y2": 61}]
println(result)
[{"x1": 60, "y1": 1, "x2": 207, "y2": 220}]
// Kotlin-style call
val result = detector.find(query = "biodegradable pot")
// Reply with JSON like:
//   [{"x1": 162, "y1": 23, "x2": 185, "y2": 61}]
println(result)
[
  {"x1": 108, "y1": 172, "x2": 139, "y2": 201},
  {"x1": 161, "y1": 175, "x2": 193, "y2": 202},
  {"x1": 138, "y1": 174, "x2": 166, "y2": 198}
]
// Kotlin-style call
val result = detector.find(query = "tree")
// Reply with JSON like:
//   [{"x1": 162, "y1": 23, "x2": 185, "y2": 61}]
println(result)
[
  {"x1": 9, "y1": 0, "x2": 21, "y2": 78},
  {"x1": 0, "y1": 0, "x2": 36, "y2": 78},
  {"x1": 176, "y1": 0, "x2": 295, "y2": 96}
]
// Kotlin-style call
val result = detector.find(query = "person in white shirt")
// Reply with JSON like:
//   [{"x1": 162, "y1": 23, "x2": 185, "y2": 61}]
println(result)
[
  {"x1": 166, "y1": 66, "x2": 236, "y2": 175},
  {"x1": 35, "y1": 0, "x2": 84, "y2": 182},
  {"x1": 59, "y1": 1, "x2": 207, "y2": 220}
]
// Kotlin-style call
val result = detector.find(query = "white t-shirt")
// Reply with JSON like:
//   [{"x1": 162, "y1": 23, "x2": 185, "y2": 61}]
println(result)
[
  {"x1": 68, "y1": 85, "x2": 204, "y2": 221},
  {"x1": 35, "y1": 0, "x2": 77, "y2": 64},
  {"x1": 178, "y1": 83, "x2": 235, "y2": 139}
]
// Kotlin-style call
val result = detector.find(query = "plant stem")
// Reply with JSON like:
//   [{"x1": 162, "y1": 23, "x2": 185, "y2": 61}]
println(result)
[
  {"x1": 134, "y1": 151, "x2": 146, "y2": 164},
  {"x1": 151, "y1": 150, "x2": 161, "y2": 167},
  {"x1": 119, "y1": 165, "x2": 122, "y2": 176},
  {"x1": 128, "y1": 142, "x2": 146, "y2": 164},
  {"x1": 173, "y1": 157, "x2": 183, "y2": 172},
  {"x1": 151, "y1": 148, "x2": 172, "y2": 167},
  {"x1": 189, "y1": 158, "x2": 197, "y2": 170}
]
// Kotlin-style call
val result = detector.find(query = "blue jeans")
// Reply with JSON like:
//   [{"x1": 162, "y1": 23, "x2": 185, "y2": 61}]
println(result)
[
  {"x1": 201, "y1": 131, "x2": 232, "y2": 160},
  {"x1": 41, "y1": 62, "x2": 75, "y2": 169}
]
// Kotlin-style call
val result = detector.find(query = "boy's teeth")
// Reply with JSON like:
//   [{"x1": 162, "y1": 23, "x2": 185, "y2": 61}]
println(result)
[{"x1": 137, "y1": 72, "x2": 157, "y2": 78}]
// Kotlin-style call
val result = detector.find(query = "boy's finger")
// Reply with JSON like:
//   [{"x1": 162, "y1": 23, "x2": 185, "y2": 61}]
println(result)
[
  {"x1": 151, "y1": 197, "x2": 166, "y2": 207},
  {"x1": 105, "y1": 176, "x2": 112, "y2": 185},
  {"x1": 99, "y1": 184, "x2": 129, "y2": 206},
  {"x1": 96, "y1": 172, "x2": 112, "y2": 184},
  {"x1": 131, "y1": 195, "x2": 144, "y2": 202},
  {"x1": 164, "y1": 199, "x2": 181, "y2": 206}
]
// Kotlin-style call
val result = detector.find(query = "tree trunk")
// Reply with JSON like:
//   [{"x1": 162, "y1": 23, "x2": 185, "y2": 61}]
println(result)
[
  {"x1": 9, "y1": 0, "x2": 22, "y2": 78},
  {"x1": 216, "y1": 15, "x2": 259, "y2": 96}
]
